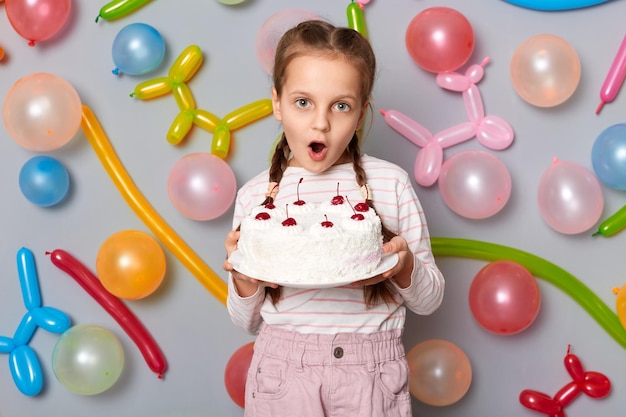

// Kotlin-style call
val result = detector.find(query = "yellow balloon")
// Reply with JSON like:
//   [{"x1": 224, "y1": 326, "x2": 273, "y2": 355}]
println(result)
[
  {"x1": 172, "y1": 83, "x2": 196, "y2": 110},
  {"x1": 168, "y1": 45, "x2": 203, "y2": 84},
  {"x1": 80, "y1": 105, "x2": 228, "y2": 305},
  {"x1": 167, "y1": 111, "x2": 195, "y2": 145},
  {"x1": 194, "y1": 109, "x2": 220, "y2": 132},
  {"x1": 132, "y1": 77, "x2": 172, "y2": 100},
  {"x1": 223, "y1": 99, "x2": 273, "y2": 130},
  {"x1": 96, "y1": 230, "x2": 166, "y2": 300}
]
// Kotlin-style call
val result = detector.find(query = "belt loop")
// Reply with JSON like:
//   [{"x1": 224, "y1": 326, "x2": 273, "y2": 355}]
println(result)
[
  {"x1": 365, "y1": 341, "x2": 375, "y2": 372},
  {"x1": 295, "y1": 341, "x2": 305, "y2": 372}
]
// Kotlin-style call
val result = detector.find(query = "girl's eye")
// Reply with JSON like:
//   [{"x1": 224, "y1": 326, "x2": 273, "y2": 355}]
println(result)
[
  {"x1": 334, "y1": 102, "x2": 351, "y2": 112},
  {"x1": 295, "y1": 98, "x2": 310, "y2": 108}
]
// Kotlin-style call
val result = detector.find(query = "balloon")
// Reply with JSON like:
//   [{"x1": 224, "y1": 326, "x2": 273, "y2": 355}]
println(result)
[
  {"x1": 3, "y1": 72, "x2": 82, "y2": 151},
  {"x1": 168, "y1": 45, "x2": 203, "y2": 84},
  {"x1": 596, "y1": 34, "x2": 626, "y2": 114},
  {"x1": 10, "y1": 345, "x2": 42, "y2": 396},
  {"x1": 347, "y1": 1, "x2": 368, "y2": 39},
  {"x1": 430, "y1": 237, "x2": 626, "y2": 350},
  {"x1": 591, "y1": 123, "x2": 626, "y2": 189},
  {"x1": 52, "y1": 324, "x2": 124, "y2": 395},
  {"x1": 406, "y1": 339, "x2": 472, "y2": 406},
  {"x1": 1, "y1": 247, "x2": 72, "y2": 396},
  {"x1": 519, "y1": 346, "x2": 610, "y2": 415},
  {"x1": 510, "y1": 34, "x2": 581, "y2": 107},
  {"x1": 502, "y1": 0, "x2": 610, "y2": 11},
  {"x1": 167, "y1": 153, "x2": 237, "y2": 221},
  {"x1": 255, "y1": 9, "x2": 321, "y2": 74},
  {"x1": 97, "y1": 0, "x2": 153, "y2": 22},
  {"x1": 593, "y1": 204, "x2": 626, "y2": 237},
  {"x1": 80, "y1": 105, "x2": 228, "y2": 305},
  {"x1": 112, "y1": 23, "x2": 165, "y2": 76},
  {"x1": 224, "y1": 342, "x2": 254, "y2": 408},
  {"x1": 405, "y1": 7, "x2": 474, "y2": 73},
  {"x1": 19, "y1": 156, "x2": 70, "y2": 207},
  {"x1": 615, "y1": 284, "x2": 626, "y2": 330},
  {"x1": 469, "y1": 260, "x2": 541, "y2": 335},
  {"x1": 537, "y1": 158, "x2": 604, "y2": 234},
  {"x1": 438, "y1": 150, "x2": 511, "y2": 219},
  {"x1": 380, "y1": 58, "x2": 513, "y2": 187},
  {"x1": 5, "y1": 0, "x2": 71, "y2": 46},
  {"x1": 217, "y1": 0, "x2": 247, "y2": 4},
  {"x1": 96, "y1": 230, "x2": 166, "y2": 299},
  {"x1": 49, "y1": 249, "x2": 167, "y2": 377}
]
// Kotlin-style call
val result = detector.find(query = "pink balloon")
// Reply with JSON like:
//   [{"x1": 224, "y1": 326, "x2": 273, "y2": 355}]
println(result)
[
  {"x1": 405, "y1": 7, "x2": 475, "y2": 73},
  {"x1": 438, "y1": 150, "x2": 511, "y2": 219},
  {"x1": 469, "y1": 260, "x2": 541, "y2": 335},
  {"x1": 255, "y1": 9, "x2": 320, "y2": 75},
  {"x1": 5, "y1": 0, "x2": 71, "y2": 46},
  {"x1": 2, "y1": 72, "x2": 82, "y2": 151},
  {"x1": 537, "y1": 159, "x2": 604, "y2": 234},
  {"x1": 406, "y1": 339, "x2": 472, "y2": 406},
  {"x1": 510, "y1": 34, "x2": 581, "y2": 108},
  {"x1": 167, "y1": 153, "x2": 237, "y2": 221}
]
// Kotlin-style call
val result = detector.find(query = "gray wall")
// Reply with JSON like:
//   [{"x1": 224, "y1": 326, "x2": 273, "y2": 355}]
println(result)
[{"x1": 0, "y1": 0, "x2": 625, "y2": 416}]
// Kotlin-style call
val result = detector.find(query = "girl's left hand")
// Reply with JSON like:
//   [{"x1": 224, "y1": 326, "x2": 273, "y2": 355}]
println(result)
[{"x1": 351, "y1": 236, "x2": 414, "y2": 288}]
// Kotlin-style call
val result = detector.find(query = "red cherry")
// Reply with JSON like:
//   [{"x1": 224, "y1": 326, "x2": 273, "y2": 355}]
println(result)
[
  {"x1": 294, "y1": 177, "x2": 306, "y2": 206},
  {"x1": 282, "y1": 204, "x2": 297, "y2": 226},
  {"x1": 264, "y1": 203, "x2": 275, "y2": 209},
  {"x1": 351, "y1": 213, "x2": 365, "y2": 221},
  {"x1": 321, "y1": 214, "x2": 334, "y2": 228},
  {"x1": 331, "y1": 182, "x2": 344, "y2": 205},
  {"x1": 355, "y1": 202, "x2": 369, "y2": 212},
  {"x1": 255, "y1": 212, "x2": 270, "y2": 220}
]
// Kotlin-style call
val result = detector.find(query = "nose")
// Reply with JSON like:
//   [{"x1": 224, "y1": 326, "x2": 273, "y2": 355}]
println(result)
[{"x1": 312, "y1": 109, "x2": 330, "y2": 132}]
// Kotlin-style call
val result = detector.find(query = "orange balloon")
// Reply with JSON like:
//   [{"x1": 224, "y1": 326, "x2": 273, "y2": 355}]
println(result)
[
  {"x1": 510, "y1": 34, "x2": 581, "y2": 107},
  {"x1": 406, "y1": 339, "x2": 472, "y2": 406},
  {"x1": 96, "y1": 230, "x2": 166, "y2": 300}
]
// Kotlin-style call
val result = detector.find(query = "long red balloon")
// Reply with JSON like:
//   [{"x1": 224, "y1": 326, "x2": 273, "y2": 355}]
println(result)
[{"x1": 48, "y1": 249, "x2": 167, "y2": 378}]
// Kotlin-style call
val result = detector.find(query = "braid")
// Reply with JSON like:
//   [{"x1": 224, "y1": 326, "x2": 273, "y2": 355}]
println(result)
[
  {"x1": 348, "y1": 133, "x2": 397, "y2": 307},
  {"x1": 265, "y1": 133, "x2": 290, "y2": 304}
]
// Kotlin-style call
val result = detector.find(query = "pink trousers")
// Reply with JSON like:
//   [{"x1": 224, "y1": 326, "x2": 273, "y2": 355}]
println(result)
[{"x1": 244, "y1": 325, "x2": 412, "y2": 417}]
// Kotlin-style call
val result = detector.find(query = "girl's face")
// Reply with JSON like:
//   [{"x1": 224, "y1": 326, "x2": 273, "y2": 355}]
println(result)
[{"x1": 272, "y1": 54, "x2": 368, "y2": 173}]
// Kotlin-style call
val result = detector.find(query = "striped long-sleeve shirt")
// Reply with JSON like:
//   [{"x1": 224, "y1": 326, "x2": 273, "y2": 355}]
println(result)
[{"x1": 226, "y1": 154, "x2": 445, "y2": 335}]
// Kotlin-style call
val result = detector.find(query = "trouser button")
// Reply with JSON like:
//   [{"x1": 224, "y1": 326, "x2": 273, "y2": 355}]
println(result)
[{"x1": 333, "y1": 347, "x2": 344, "y2": 358}]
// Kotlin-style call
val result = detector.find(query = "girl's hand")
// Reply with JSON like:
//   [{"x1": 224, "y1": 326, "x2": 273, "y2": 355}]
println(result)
[{"x1": 351, "y1": 236, "x2": 414, "y2": 288}]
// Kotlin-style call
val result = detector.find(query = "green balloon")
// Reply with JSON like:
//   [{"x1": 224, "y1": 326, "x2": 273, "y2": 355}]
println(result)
[
  {"x1": 52, "y1": 324, "x2": 124, "y2": 395},
  {"x1": 217, "y1": 0, "x2": 247, "y2": 5},
  {"x1": 431, "y1": 237, "x2": 626, "y2": 350}
]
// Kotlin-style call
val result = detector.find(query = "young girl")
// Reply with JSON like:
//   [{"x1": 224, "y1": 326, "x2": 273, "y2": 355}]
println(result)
[{"x1": 223, "y1": 20, "x2": 444, "y2": 417}]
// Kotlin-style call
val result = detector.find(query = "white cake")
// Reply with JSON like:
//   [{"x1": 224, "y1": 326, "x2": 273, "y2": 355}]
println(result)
[{"x1": 235, "y1": 194, "x2": 383, "y2": 285}]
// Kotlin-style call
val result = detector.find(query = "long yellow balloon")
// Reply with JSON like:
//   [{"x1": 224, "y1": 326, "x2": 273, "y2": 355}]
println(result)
[{"x1": 80, "y1": 105, "x2": 227, "y2": 305}]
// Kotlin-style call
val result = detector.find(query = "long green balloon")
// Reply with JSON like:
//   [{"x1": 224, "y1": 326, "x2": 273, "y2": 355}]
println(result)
[{"x1": 431, "y1": 237, "x2": 626, "y2": 349}]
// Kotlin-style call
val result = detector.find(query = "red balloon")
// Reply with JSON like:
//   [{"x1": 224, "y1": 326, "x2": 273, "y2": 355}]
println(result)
[
  {"x1": 225, "y1": 342, "x2": 254, "y2": 408},
  {"x1": 519, "y1": 390, "x2": 561, "y2": 415},
  {"x1": 6, "y1": 0, "x2": 71, "y2": 46},
  {"x1": 469, "y1": 260, "x2": 541, "y2": 335},
  {"x1": 405, "y1": 7, "x2": 474, "y2": 73}
]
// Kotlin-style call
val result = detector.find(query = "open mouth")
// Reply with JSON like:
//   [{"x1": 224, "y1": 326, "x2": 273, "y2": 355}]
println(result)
[{"x1": 309, "y1": 142, "x2": 326, "y2": 154}]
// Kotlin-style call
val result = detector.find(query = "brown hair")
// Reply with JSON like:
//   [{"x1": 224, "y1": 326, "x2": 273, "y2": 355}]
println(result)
[{"x1": 265, "y1": 20, "x2": 396, "y2": 307}]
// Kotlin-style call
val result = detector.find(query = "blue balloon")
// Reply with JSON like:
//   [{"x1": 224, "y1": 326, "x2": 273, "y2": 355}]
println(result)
[
  {"x1": 501, "y1": 0, "x2": 611, "y2": 11},
  {"x1": 591, "y1": 123, "x2": 626, "y2": 190},
  {"x1": 112, "y1": 23, "x2": 165, "y2": 75},
  {"x1": 10, "y1": 345, "x2": 43, "y2": 396},
  {"x1": 17, "y1": 247, "x2": 41, "y2": 310},
  {"x1": 19, "y1": 156, "x2": 70, "y2": 207}
]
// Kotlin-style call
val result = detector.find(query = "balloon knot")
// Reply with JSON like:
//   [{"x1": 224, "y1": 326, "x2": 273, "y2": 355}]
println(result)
[
  {"x1": 612, "y1": 287, "x2": 619, "y2": 294},
  {"x1": 481, "y1": 57, "x2": 491, "y2": 67},
  {"x1": 95, "y1": 15, "x2": 100, "y2": 23},
  {"x1": 379, "y1": 109, "x2": 386, "y2": 116},
  {"x1": 112, "y1": 68, "x2": 120, "y2": 76},
  {"x1": 158, "y1": 373, "x2": 163, "y2": 379},
  {"x1": 552, "y1": 156, "x2": 559, "y2": 164},
  {"x1": 28, "y1": 40, "x2": 35, "y2": 47}
]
